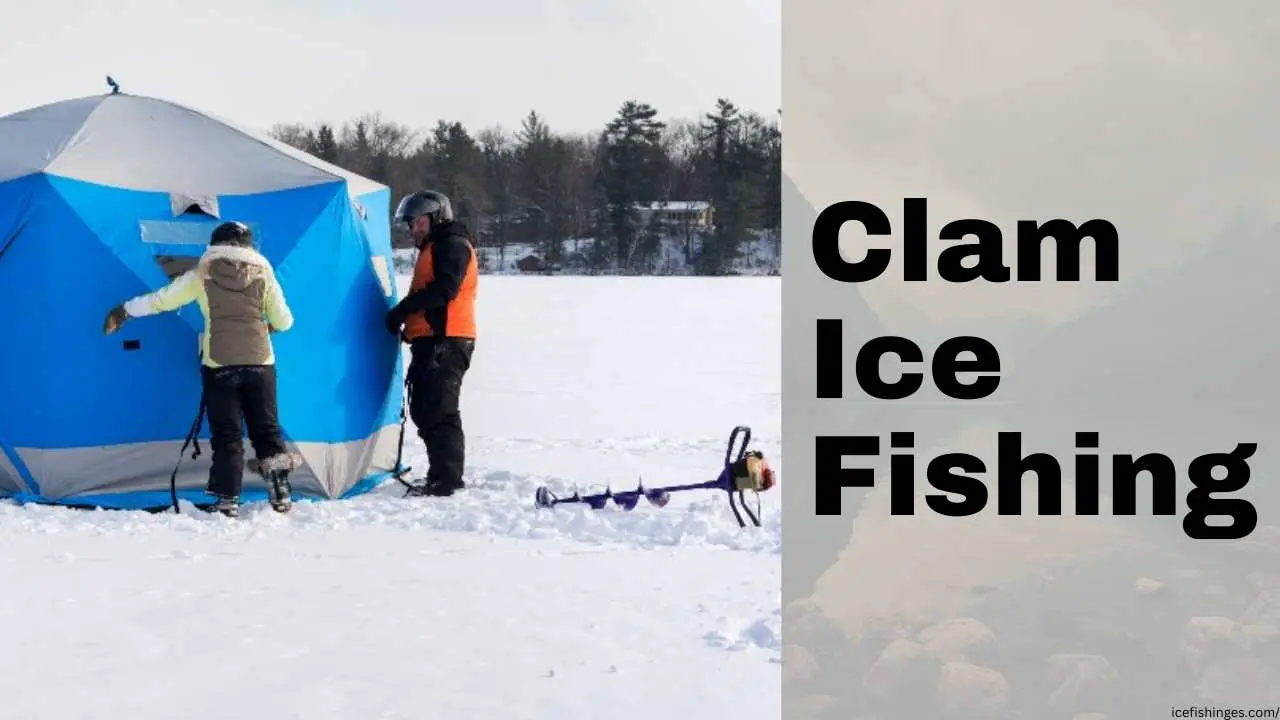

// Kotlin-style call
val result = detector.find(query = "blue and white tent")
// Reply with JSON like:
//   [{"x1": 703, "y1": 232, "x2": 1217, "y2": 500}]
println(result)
[{"x1": 0, "y1": 91, "x2": 405, "y2": 509}]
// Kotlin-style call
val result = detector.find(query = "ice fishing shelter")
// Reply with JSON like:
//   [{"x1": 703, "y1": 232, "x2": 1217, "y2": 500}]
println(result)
[{"x1": 0, "y1": 91, "x2": 405, "y2": 509}]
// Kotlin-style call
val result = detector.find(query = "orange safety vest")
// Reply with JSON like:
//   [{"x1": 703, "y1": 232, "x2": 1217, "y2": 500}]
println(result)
[{"x1": 402, "y1": 236, "x2": 478, "y2": 341}]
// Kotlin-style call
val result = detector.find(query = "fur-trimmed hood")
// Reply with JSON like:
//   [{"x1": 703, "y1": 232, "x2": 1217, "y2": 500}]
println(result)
[{"x1": 199, "y1": 244, "x2": 273, "y2": 293}]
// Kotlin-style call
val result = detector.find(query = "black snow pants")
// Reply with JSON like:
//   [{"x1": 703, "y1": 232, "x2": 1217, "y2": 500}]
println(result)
[
  {"x1": 203, "y1": 364, "x2": 288, "y2": 499},
  {"x1": 407, "y1": 337, "x2": 475, "y2": 488}
]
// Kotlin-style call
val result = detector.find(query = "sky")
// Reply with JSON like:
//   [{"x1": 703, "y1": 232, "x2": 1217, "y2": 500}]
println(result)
[
  {"x1": 0, "y1": 0, "x2": 780, "y2": 137},
  {"x1": 783, "y1": 0, "x2": 1280, "y2": 326}
]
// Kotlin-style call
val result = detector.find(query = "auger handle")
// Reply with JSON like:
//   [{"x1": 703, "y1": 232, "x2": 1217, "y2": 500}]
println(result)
[
  {"x1": 727, "y1": 488, "x2": 763, "y2": 528},
  {"x1": 726, "y1": 425, "x2": 752, "y2": 466}
]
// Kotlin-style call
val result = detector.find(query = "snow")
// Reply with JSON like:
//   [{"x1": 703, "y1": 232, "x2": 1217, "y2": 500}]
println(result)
[{"x1": 0, "y1": 274, "x2": 781, "y2": 719}]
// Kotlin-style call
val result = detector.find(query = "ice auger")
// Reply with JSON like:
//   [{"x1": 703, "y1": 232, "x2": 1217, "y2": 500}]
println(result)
[{"x1": 533, "y1": 425, "x2": 776, "y2": 527}]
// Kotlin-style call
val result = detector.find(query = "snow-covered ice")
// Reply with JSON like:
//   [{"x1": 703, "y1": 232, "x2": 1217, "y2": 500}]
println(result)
[{"x1": 0, "y1": 274, "x2": 781, "y2": 720}]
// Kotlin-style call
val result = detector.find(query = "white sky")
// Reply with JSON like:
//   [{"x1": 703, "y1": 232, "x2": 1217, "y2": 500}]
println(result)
[
  {"x1": 784, "y1": 0, "x2": 1280, "y2": 326},
  {"x1": 0, "y1": 0, "x2": 780, "y2": 137}
]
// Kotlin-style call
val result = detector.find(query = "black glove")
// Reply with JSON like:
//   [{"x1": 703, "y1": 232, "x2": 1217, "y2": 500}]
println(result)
[{"x1": 385, "y1": 304, "x2": 406, "y2": 336}]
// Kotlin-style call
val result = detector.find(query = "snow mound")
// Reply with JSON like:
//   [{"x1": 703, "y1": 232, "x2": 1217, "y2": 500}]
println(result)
[{"x1": 0, "y1": 461, "x2": 780, "y2": 556}]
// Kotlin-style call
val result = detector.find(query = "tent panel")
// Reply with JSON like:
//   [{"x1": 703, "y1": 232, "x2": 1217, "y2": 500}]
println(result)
[
  {"x1": 0, "y1": 174, "x2": 41, "y2": 257},
  {"x1": 355, "y1": 185, "x2": 404, "y2": 432},
  {"x1": 292, "y1": 423, "x2": 401, "y2": 497},
  {"x1": 214, "y1": 181, "x2": 346, "y2": 266},
  {"x1": 1, "y1": 94, "x2": 385, "y2": 198},
  {"x1": 15, "y1": 427, "x2": 396, "y2": 502},
  {"x1": 0, "y1": 96, "x2": 103, "y2": 183},
  {"x1": 0, "y1": 181, "x2": 209, "y2": 451},
  {"x1": 232, "y1": 188, "x2": 401, "y2": 446},
  {"x1": 45, "y1": 96, "x2": 339, "y2": 196},
  {"x1": 0, "y1": 443, "x2": 27, "y2": 495},
  {"x1": 0, "y1": 179, "x2": 198, "y2": 451}
]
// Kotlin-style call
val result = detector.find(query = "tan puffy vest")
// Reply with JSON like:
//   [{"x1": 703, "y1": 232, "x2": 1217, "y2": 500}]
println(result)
[{"x1": 203, "y1": 255, "x2": 273, "y2": 366}]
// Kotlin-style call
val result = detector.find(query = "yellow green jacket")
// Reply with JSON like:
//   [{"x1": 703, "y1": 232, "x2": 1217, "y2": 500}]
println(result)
[{"x1": 123, "y1": 244, "x2": 293, "y2": 368}]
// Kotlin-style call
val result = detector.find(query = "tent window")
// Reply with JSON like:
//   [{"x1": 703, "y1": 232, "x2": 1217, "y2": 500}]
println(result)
[
  {"x1": 140, "y1": 219, "x2": 217, "y2": 248},
  {"x1": 371, "y1": 255, "x2": 393, "y2": 297},
  {"x1": 140, "y1": 219, "x2": 261, "y2": 249},
  {"x1": 154, "y1": 254, "x2": 199, "y2": 279}
]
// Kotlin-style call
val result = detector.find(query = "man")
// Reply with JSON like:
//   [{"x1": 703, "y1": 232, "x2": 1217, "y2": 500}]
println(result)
[
  {"x1": 384, "y1": 190, "x2": 478, "y2": 498},
  {"x1": 103, "y1": 221, "x2": 301, "y2": 517}
]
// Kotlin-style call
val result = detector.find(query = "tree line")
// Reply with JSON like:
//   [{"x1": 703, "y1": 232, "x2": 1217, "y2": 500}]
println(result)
[{"x1": 268, "y1": 99, "x2": 780, "y2": 275}]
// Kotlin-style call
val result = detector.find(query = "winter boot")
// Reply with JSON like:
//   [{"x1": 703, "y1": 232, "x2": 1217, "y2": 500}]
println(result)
[
  {"x1": 404, "y1": 475, "x2": 465, "y2": 498},
  {"x1": 249, "y1": 452, "x2": 302, "y2": 513},
  {"x1": 265, "y1": 470, "x2": 292, "y2": 513},
  {"x1": 210, "y1": 494, "x2": 240, "y2": 518}
]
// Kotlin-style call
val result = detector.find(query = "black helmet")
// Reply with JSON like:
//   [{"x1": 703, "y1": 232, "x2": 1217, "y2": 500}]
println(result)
[
  {"x1": 394, "y1": 190, "x2": 453, "y2": 229},
  {"x1": 210, "y1": 221, "x2": 253, "y2": 247}
]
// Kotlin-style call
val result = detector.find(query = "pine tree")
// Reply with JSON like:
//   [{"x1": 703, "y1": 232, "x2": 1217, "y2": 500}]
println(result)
[
  {"x1": 314, "y1": 125, "x2": 339, "y2": 164},
  {"x1": 478, "y1": 126, "x2": 517, "y2": 262},
  {"x1": 514, "y1": 111, "x2": 578, "y2": 267},
  {"x1": 696, "y1": 99, "x2": 744, "y2": 273},
  {"x1": 596, "y1": 101, "x2": 666, "y2": 272},
  {"x1": 425, "y1": 121, "x2": 484, "y2": 225}
]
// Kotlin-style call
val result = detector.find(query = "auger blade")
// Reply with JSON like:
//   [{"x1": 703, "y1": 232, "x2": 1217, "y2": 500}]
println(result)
[{"x1": 645, "y1": 490, "x2": 671, "y2": 507}]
